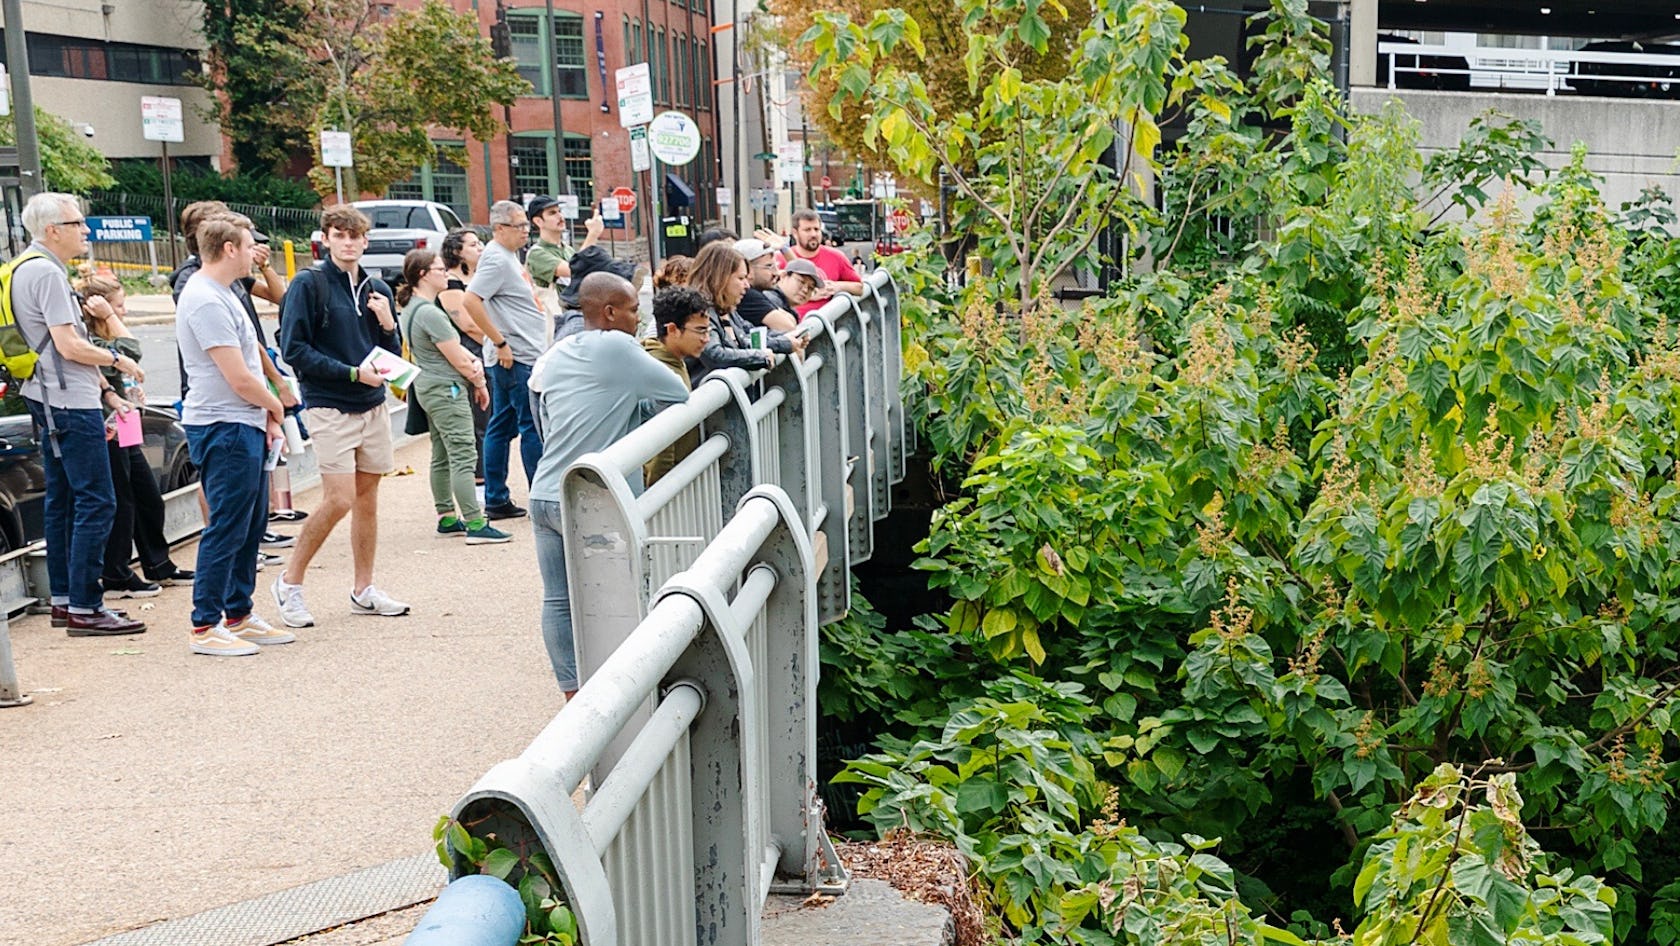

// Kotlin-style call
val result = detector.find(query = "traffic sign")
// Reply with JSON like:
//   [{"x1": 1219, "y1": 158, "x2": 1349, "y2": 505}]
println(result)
[
  {"x1": 647, "y1": 111, "x2": 701, "y2": 166},
  {"x1": 320, "y1": 130, "x2": 353, "y2": 167},
  {"x1": 557, "y1": 194, "x2": 580, "y2": 219},
  {"x1": 87, "y1": 216, "x2": 153, "y2": 242},
  {"x1": 820, "y1": 175, "x2": 832, "y2": 189},
  {"x1": 615, "y1": 62, "x2": 653, "y2": 128},
  {"x1": 599, "y1": 197, "x2": 625, "y2": 230},
  {"x1": 140, "y1": 96, "x2": 183, "y2": 143},
  {"x1": 715, "y1": 186, "x2": 732, "y2": 208},
  {"x1": 776, "y1": 142, "x2": 804, "y2": 184},
  {"x1": 889, "y1": 207, "x2": 912, "y2": 233},
  {"x1": 629, "y1": 125, "x2": 650, "y2": 173},
  {"x1": 613, "y1": 186, "x2": 637, "y2": 214}
]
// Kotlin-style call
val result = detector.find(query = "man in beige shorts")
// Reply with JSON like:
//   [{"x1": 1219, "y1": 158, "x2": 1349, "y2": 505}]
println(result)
[{"x1": 273, "y1": 204, "x2": 411, "y2": 627}]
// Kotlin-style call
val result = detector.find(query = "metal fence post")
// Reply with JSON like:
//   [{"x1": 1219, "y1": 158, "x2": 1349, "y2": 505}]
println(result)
[{"x1": 0, "y1": 612, "x2": 30, "y2": 708}]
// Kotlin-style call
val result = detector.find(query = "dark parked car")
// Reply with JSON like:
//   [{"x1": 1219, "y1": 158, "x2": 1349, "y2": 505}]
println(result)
[
  {"x1": 1378, "y1": 35, "x2": 1472, "y2": 91},
  {"x1": 1570, "y1": 41, "x2": 1680, "y2": 99},
  {"x1": 0, "y1": 390, "x2": 193, "y2": 555}
]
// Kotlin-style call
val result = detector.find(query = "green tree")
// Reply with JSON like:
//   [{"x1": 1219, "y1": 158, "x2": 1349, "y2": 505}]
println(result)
[
  {"x1": 210, "y1": 0, "x2": 528, "y2": 198},
  {"x1": 0, "y1": 107, "x2": 115, "y2": 193},
  {"x1": 197, "y1": 0, "x2": 314, "y2": 174}
]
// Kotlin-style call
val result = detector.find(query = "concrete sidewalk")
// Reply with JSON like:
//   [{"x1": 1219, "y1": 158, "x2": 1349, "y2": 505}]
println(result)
[
  {"x1": 122, "y1": 292, "x2": 279, "y2": 326},
  {"x1": 0, "y1": 436, "x2": 561, "y2": 946}
]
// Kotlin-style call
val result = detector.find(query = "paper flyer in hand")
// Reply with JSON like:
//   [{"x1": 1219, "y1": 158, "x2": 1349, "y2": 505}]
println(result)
[{"x1": 360, "y1": 347, "x2": 421, "y2": 394}]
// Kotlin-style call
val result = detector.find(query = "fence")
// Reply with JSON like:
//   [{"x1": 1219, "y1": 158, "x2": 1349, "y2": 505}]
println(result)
[
  {"x1": 1380, "y1": 41, "x2": 1680, "y2": 97},
  {"x1": 439, "y1": 268, "x2": 908, "y2": 943},
  {"x1": 80, "y1": 191, "x2": 321, "y2": 271}
]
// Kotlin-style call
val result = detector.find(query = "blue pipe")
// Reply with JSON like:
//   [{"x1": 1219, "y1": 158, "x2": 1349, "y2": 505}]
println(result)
[{"x1": 404, "y1": 874, "x2": 527, "y2": 946}]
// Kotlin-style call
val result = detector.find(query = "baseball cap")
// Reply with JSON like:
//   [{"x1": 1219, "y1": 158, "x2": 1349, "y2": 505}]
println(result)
[
  {"x1": 526, "y1": 195, "x2": 560, "y2": 217},
  {"x1": 782, "y1": 257, "x2": 825, "y2": 288},
  {"x1": 734, "y1": 238, "x2": 774, "y2": 263}
]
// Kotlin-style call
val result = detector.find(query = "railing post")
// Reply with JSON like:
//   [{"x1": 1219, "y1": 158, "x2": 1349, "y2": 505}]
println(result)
[
  {"x1": 858, "y1": 285, "x2": 892, "y2": 523},
  {"x1": 824, "y1": 296, "x2": 876, "y2": 564},
  {"x1": 795, "y1": 318, "x2": 853, "y2": 623}
]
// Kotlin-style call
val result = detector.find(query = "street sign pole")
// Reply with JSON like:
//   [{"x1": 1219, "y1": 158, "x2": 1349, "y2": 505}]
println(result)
[
  {"x1": 1, "y1": 0, "x2": 41, "y2": 199},
  {"x1": 160, "y1": 140, "x2": 175, "y2": 267},
  {"x1": 335, "y1": 167, "x2": 344, "y2": 204}
]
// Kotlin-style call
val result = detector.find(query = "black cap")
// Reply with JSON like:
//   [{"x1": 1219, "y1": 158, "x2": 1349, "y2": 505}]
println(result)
[{"x1": 526, "y1": 195, "x2": 560, "y2": 217}]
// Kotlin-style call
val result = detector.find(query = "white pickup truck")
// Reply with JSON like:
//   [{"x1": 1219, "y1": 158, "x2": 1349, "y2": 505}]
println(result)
[{"x1": 310, "y1": 200, "x2": 467, "y2": 281}]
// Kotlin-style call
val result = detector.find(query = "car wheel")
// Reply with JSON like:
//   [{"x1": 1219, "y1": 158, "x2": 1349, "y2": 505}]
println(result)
[{"x1": 166, "y1": 450, "x2": 199, "y2": 492}]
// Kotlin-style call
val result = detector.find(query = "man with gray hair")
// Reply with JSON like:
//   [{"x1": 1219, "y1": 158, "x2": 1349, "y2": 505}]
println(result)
[
  {"x1": 14, "y1": 192, "x2": 146, "y2": 636},
  {"x1": 461, "y1": 199, "x2": 546, "y2": 520}
]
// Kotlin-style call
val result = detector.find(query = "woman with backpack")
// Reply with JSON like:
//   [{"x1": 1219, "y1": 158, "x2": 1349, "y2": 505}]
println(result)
[
  {"x1": 77, "y1": 273, "x2": 193, "y2": 595},
  {"x1": 395, "y1": 249, "x2": 509, "y2": 545}
]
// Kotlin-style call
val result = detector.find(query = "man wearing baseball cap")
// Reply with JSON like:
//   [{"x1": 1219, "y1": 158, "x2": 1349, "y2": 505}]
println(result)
[
  {"x1": 768, "y1": 259, "x2": 826, "y2": 317},
  {"x1": 525, "y1": 195, "x2": 602, "y2": 300},
  {"x1": 732, "y1": 237, "x2": 799, "y2": 333}
]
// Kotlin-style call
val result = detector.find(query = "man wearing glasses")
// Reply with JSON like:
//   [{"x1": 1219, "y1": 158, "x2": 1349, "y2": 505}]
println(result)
[
  {"x1": 13, "y1": 193, "x2": 146, "y2": 636},
  {"x1": 462, "y1": 200, "x2": 547, "y2": 521}
]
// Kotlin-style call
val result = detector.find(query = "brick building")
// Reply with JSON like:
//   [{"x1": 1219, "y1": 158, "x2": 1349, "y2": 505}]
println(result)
[{"x1": 386, "y1": 0, "x2": 724, "y2": 244}]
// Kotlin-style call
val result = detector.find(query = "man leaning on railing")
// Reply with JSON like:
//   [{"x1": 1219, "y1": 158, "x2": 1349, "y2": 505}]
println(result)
[{"x1": 525, "y1": 272, "x2": 690, "y2": 698}]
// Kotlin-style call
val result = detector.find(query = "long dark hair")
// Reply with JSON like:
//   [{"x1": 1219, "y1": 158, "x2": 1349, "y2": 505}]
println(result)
[
  {"x1": 440, "y1": 228, "x2": 477, "y2": 274},
  {"x1": 395, "y1": 249, "x2": 439, "y2": 307}
]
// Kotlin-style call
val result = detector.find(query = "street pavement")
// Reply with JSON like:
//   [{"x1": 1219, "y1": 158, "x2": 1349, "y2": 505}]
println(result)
[{"x1": 0, "y1": 435, "x2": 563, "y2": 946}]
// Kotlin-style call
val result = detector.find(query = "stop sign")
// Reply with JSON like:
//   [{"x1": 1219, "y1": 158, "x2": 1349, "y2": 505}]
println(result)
[
  {"x1": 820, "y1": 175, "x2": 832, "y2": 189},
  {"x1": 612, "y1": 186, "x2": 636, "y2": 214},
  {"x1": 889, "y1": 207, "x2": 912, "y2": 233}
]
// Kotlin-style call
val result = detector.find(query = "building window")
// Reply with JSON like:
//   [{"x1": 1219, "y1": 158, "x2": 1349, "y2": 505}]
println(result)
[
  {"x1": 632, "y1": 20, "x2": 642, "y2": 67},
  {"x1": 553, "y1": 14, "x2": 587, "y2": 99},
  {"x1": 0, "y1": 31, "x2": 195, "y2": 85},
  {"x1": 655, "y1": 28, "x2": 668, "y2": 104},
  {"x1": 509, "y1": 14, "x2": 545, "y2": 93},
  {"x1": 623, "y1": 16, "x2": 634, "y2": 67},
  {"x1": 563, "y1": 135, "x2": 594, "y2": 207},
  {"x1": 385, "y1": 143, "x2": 472, "y2": 222},
  {"x1": 674, "y1": 33, "x2": 686, "y2": 106},
  {"x1": 512, "y1": 136, "x2": 552, "y2": 198},
  {"x1": 698, "y1": 40, "x2": 709, "y2": 109}
]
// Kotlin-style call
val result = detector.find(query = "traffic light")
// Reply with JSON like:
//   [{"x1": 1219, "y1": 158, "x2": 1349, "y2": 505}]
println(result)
[{"x1": 490, "y1": 5, "x2": 511, "y2": 58}]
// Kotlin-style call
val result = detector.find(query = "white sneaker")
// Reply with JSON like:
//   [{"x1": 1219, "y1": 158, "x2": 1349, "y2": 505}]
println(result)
[
  {"x1": 191, "y1": 622, "x2": 260, "y2": 657},
  {"x1": 350, "y1": 584, "x2": 410, "y2": 617},
  {"x1": 227, "y1": 613, "x2": 296, "y2": 646},
  {"x1": 271, "y1": 577, "x2": 315, "y2": 628}
]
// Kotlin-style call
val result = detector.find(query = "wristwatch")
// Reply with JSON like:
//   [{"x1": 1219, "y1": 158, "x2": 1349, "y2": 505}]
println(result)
[{"x1": 495, "y1": 339, "x2": 510, "y2": 349}]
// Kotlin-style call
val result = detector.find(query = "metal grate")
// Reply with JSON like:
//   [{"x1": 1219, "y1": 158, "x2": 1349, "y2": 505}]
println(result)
[{"x1": 79, "y1": 852, "x2": 444, "y2": 946}]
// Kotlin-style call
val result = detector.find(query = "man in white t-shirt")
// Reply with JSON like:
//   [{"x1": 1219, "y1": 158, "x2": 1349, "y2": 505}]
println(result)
[{"x1": 176, "y1": 213, "x2": 293, "y2": 657}]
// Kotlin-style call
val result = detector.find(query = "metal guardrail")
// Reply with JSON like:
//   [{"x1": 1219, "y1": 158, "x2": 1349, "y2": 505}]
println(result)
[
  {"x1": 437, "y1": 269, "x2": 908, "y2": 943},
  {"x1": 447, "y1": 487, "x2": 844, "y2": 946},
  {"x1": 1379, "y1": 41, "x2": 1680, "y2": 96}
]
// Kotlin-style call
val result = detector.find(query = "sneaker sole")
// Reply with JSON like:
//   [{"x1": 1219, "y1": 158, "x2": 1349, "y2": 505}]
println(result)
[
  {"x1": 465, "y1": 534, "x2": 512, "y2": 545},
  {"x1": 350, "y1": 603, "x2": 411, "y2": 617},
  {"x1": 261, "y1": 540, "x2": 296, "y2": 549},
  {"x1": 235, "y1": 633, "x2": 297, "y2": 646},
  {"x1": 485, "y1": 510, "x2": 528, "y2": 520},
  {"x1": 67, "y1": 625, "x2": 147, "y2": 637},
  {"x1": 191, "y1": 643, "x2": 260, "y2": 656},
  {"x1": 107, "y1": 587, "x2": 162, "y2": 599}
]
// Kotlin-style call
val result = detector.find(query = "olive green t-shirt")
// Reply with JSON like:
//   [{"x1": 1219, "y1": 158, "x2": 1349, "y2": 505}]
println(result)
[
  {"x1": 524, "y1": 238, "x2": 571, "y2": 289},
  {"x1": 399, "y1": 297, "x2": 464, "y2": 383}
]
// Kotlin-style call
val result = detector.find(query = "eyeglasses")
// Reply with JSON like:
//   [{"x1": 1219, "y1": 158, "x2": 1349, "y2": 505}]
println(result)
[
  {"x1": 683, "y1": 324, "x2": 713, "y2": 337},
  {"x1": 51, "y1": 218, "x2": 87, "y2": 228},
  {"x1": 493, "y1": 221, "x2": 527, "y2": 230},
  {"x1": 427, "y1": 264, "x2": 448, "y2": 272}
]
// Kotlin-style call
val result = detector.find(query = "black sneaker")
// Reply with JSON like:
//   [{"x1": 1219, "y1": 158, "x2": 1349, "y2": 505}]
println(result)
[
  {"x1": 484, "y1": 502, "x2": 528, "y2": 520},
  {"x1": 103, "y1": 575, "x2": 162, "y2": 599},
  {"x1": 145, "y1": 565, "x2": 195, "y2": 585},
  {"x1": 261, "y1": 531, "x2": 296, "y2": 548},
  {"x1": 269, "y1": 509, "x2": 309, "y2": 522}
]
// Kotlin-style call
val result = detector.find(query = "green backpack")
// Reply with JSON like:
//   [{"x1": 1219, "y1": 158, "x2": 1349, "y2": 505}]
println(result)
[{"x1": 0, "y1": 250, "x2": 57, "y2": 380}]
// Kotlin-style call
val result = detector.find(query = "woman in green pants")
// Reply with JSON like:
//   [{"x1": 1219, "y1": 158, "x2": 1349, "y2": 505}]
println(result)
[{"x1": 396, "y1": 250, "x2": 511, "y2": 545}]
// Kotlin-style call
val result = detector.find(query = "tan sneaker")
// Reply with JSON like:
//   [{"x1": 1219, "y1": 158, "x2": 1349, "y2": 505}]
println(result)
[
  {"x1": 190, "y1": 623, "x2": 260, "y2": 657},
  {"x1": 226, "y1": 613, "x2": 296, "y2": 646}
]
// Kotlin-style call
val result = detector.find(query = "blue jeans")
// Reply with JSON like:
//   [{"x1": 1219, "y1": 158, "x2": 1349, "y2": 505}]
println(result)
[
  {"x1": 482, "y1": 361, "x2": 541, "y2": 507},
  {"x1": 26, "y1": 400, "x2": 115, "y2": 610},
  {"x1": 531, "y1": 499, "x2": 577, "y2": 691},
  {"x1": 185, "y1": 422, "x2": 268, "y2": 628}
]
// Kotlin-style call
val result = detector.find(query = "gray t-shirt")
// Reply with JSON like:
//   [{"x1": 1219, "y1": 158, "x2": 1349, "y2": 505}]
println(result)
[
  {"x1": 14, "y1": 245, "x2": 102, "y2": 410},
  {"x1": 177, "y1": 272, "x2": 266, "y2": 429},
  {"x1": 528, "y1": 330, "x2": 690, "y2": 501},
  {"x1": 465, "y1": 241, "x2": 546, "y2": 366}
]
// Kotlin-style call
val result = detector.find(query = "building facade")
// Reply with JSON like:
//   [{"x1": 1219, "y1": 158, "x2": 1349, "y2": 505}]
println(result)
[
  {"x1": 0, "y1": 0, "x2": 219, "y2": 167},
  {"x1": 386, "y1": 0, "x2": 723, "y2": 242}
]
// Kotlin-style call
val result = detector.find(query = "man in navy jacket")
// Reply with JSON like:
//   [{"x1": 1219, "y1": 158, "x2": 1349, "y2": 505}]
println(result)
[{"x1": 273, "y1": 204, "x2": 411, "y2": 629}]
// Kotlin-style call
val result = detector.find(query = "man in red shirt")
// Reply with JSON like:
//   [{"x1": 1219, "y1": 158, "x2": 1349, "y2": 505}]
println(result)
[{"x1": 779, "y1": 209, "x2": 865, "y2": 318}]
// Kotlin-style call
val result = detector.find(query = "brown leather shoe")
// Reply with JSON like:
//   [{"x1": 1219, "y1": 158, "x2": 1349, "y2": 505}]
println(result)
[
  {"x1": 65, "y1": 610, "x2": 146, "y2": 637},
  {"x1": 51, "y1": 605, "x2": 127, "y2": 627}
]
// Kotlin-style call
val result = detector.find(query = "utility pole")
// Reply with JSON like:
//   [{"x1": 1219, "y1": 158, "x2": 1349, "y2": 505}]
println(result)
[
  {"x1": 2, "y1": 0, "x2": 42, "y2": 198},
  {"x1": 546, "y1": 0, "x2": 571, "y2": 198},
  {"x1": 491, "y1": 2, "x2": 517, "y2": 200}
]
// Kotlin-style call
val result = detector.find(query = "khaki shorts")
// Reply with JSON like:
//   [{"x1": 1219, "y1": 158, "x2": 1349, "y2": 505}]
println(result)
[{"x1": 305, "y1": 403, "x2": 394, "y2": 475}]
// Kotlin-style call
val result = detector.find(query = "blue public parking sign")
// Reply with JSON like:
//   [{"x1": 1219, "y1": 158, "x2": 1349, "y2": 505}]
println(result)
[{"x1": 86, "y1": 216, "x2": 154, "y2": 242}]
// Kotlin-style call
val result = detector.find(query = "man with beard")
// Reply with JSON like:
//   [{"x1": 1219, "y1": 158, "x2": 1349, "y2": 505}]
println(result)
[{"x1": 778, "y1": 209, "x2": 864, "y2": 318}]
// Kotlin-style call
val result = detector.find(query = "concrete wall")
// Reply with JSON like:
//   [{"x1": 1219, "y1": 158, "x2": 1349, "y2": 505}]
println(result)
[
  {"x1": 4, "y1": 0, "x2": 219, "y2": 161},
  {"x1": 1350, "y1": 88, "x2": 1680, "y2": 211}
]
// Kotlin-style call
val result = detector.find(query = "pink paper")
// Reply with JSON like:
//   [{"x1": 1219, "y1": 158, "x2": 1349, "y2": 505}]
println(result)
[{"x1": 114, "y1": 409, "x2": 142, "y2": 448}]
